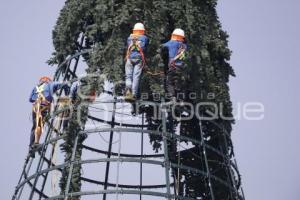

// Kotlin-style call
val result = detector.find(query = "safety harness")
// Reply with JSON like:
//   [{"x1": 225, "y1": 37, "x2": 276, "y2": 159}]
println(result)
[
  {"x1": 125, "y1": 35, "x2": 146, "y2": 68},
  {"x1": 34, "y1": 84, "x2": 51, "y2": 107},
  {"x1": 32, "y1": 83, "x2": 51, "y2": 143},
  {"x1": 170, "y1": 43, "x2": 186, "y2": 69},
  {"x1": 143, "y1": 43, "x2": 187, "y2": 77}
]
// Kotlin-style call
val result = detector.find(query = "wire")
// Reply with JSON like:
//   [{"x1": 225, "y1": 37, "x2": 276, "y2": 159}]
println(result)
[
  {"x1": 90, "y1": 118, "x2": 120, "y2": 144},
  {"x1": 89, "y1": 105, "x2": 143, "y2": 118}
]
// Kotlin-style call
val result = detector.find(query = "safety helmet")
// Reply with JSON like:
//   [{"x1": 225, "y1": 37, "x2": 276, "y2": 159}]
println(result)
[
  {"x1": 133, "y1": 23, "x2": 145, "y2": 31},
  {"x1": 171, "y1": 28, "x2": 185, "y2": 41},
  {"x1": 39, "y1": 76, "x2": 52, "y2": 83}
]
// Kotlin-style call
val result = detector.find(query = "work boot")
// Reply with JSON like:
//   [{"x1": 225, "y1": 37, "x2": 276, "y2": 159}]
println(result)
[
  {"x1": 131, "y1": 103, "x2": 137, "y2": 116},
  {"x1": 32, "y1": 143, "x2": 40, "y2": 148},
  {"x1": 29, "y1": 145, "x2": 36, "y2": 158},
  {"x1": 29, "y1": 151, "x2": 35, "y2": 158},
  {"x1": 32, "y1": 143, "x2": 42, "y2": 152},
  {"x1": 124, "y1": 88, "x2": 135, "y2": 102}
]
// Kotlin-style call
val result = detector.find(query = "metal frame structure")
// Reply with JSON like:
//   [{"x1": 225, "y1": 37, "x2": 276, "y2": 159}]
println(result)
[{"x1": 12, "y1": 47, "x2": 245, "y2": 200}]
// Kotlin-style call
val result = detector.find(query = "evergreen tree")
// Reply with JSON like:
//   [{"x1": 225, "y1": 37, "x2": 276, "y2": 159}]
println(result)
[{"x1": 51, "y1": 0, "x2": 242, "y2": 199}]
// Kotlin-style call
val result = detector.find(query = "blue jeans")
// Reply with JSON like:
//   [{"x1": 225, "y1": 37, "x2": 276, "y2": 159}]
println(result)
[{"x1": 125, "y1": 58, "x2": 143, "y2": 97}]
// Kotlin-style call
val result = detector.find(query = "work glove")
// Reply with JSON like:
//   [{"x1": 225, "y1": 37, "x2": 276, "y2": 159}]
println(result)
[{"x1": 64, "y1": 82, "x2": 71, "y2": 96}]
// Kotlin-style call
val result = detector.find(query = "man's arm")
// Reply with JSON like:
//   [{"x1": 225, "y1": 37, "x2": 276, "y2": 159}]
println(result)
[
  {"x1": 70, "y1": 82, "x2": 78, "y2": 100},
  {"x1": 145, "y1": 36, "x2": 149, "y2": 47},
  {"x1": 51, "y1": 82, "x2": 70, "y2": 95},
  {"x1": 29, "y1": 88, "x2": 36, "y2": 103},
  {"x1": 183, "y1": 43, "x2": 188, "y2": 51},
  {"x1": 161, "y1": 43, "x2": 170, "y2": 66}
]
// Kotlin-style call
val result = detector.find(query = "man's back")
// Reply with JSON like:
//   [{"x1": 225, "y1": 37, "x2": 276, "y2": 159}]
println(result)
[{"x1": 29, "y1": 82, "x2": 61, "y2": 103}]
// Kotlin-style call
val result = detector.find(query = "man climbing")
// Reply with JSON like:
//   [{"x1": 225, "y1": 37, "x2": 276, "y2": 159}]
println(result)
[
  {"x1": 29, "y1": 76, "x2": 69, "y2": 155},
  {"x1": 162, "y1": 28, "x2": 188, "y2": 102},
  {"x1": 124, "y1": 22, "x2": 149, "y2": 101}
]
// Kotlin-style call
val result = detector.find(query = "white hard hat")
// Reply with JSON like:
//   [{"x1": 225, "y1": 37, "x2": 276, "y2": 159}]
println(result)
[
  {"x1": 172, "y1": 28, "x2": 185, "y2": 37},
  {"x1": 133, "y1": 23, "x2": 145, "y2": 31}
]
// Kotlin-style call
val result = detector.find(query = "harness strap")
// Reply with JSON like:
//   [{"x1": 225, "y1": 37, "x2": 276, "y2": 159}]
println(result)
[
  {"x1": 34, "y1": 83, "x2": 51, "y2": 105},
  {"x1": 36, "y1": 84, "x2": 44, "y2": 93},
  {"x1": 32, "y1": 101, "x2": 50, "y2": 113},
  {"x1": 170, "y1": 43, "x2": 186, "y2": 69},
  {"x1": 126, "y1": 35, "x2": 146, "y2": 68}
]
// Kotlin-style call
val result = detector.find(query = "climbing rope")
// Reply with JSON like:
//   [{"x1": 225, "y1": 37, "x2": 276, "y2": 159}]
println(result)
[
  {"x1": 50, "y1": 141, "x2": 59, "y2": 196},
  {"x1": 51, "y1": 97, "x2": 70, "y2": 195},
  {"x1": 144, "y1": 67, "x2": 164, "y2": 76}
]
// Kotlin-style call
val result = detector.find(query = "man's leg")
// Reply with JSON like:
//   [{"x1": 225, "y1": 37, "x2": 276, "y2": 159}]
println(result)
[
  {"x1": 173, "y1": 69, "x2": 183, "y2": 98},
  {"x1": 125, "y1": 59, "x2": 134, "y2": 91},
  {"x1": 166, "y1": 69, "x2": 176, "y2": 98},
  {"x1": 34, "y1": 114, "x2": 42, "y2": 144},
  {"x1": 30, "y1": 111, "x2": 36, "y2": 147},
  {"x1": 132, "y1": 59, "x2": 143, "y2": 98}
]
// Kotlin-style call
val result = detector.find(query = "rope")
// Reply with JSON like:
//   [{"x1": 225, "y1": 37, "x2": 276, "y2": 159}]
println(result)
[
  {"x1": 32, "y1": 96, "x2": 50, "y2": 144},
  {"x1": 50, "y1": 141, "x2": 59, "y2": 196},
  {"x1": 115, "y1": 101, "x2": 124, "y2": 200},
  {"x1": 91, "y1": 118, "x2": 120, "y2": 144},
  {"x1": 51, "y1": 99, "x2": 68, "y2": 196},
  {"x1": 89, "y1": 105, "x2": 144, "y2": 118},
  {"x1": 144, "y1": 68, "x2": 164, "y2": 76}
]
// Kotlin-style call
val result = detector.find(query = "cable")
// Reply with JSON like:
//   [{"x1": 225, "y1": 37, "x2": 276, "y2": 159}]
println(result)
[
  {"x1": 90, "y1": 118, "x2": 120, "y2": 144},
  {"x1": 89, "y1": 105, "x2": 143, "y2": 118}
]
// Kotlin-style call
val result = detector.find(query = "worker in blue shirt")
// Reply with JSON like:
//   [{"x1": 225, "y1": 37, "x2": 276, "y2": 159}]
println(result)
[
  {"x1": 124, "y1": 22, "x2": 149, "y2": 101},
  {"x1": 162, "y1": 28, "x2": 187, "y2": 101},
  {"x1": 29, "y1": 76, "x2": 69, "y2": 154}
]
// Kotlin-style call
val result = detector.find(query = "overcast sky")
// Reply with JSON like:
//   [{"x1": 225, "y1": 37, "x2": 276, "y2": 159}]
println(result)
[{"x1": 0, "y1": 0, "x2": 299, "y2": 200}]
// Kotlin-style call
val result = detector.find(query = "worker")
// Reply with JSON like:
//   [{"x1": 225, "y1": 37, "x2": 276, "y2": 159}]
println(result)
[
  {"x1": 162, "y1": 28, "x2": 187, "y2": 102},
  {"x1": 29, "y1": 76, "x2": 69, "y2": 155},
  {"x1": 124, "y1": 22, "x2": 149, "y2": 101}
]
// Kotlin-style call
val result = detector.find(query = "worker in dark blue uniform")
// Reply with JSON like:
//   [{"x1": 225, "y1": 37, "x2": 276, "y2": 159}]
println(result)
[
  {"x1": 124, "y1": 22, "x2": 149, "y2": 101},
  {"x1": 29, "y1": 76, "x2": 69, "y2": 153},
  {"x1": 162, "y1": 28, "x2": 188, "y2": 101}
]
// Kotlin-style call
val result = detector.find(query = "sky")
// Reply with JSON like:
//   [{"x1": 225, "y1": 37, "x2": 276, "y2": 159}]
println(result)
[{"x1": 0, "y1": 0, "x2": 299, "y2": 200}]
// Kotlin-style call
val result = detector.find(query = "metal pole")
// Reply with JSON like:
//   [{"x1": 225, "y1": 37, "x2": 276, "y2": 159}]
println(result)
[
  {"x1": 115, "y1": 131, "x2": 122, "y2": 200},
  {"x1": 115, "y1": 102, "x2": 124, "y2": 200},
  {"x1": 64, "y1": 134, "x2": 80, "y2": 200},
  {"x1": 161, "y1": 98, "x2": 171, "y2": 200},
  {"x1": 139, "y1": 113, "x2": 144, "y2": 200},
  {"x1": 28, "y1": 125, "x2": 54, "y2": 199},
  {"x1": 12, "y1": 155, "x2": 32, "y2": 200},
  {"x1": 16, "y1": 158, "x2": 34, "y2": 200},
  {"x1": 199, "y1": 119, "x2": 215, "y2": 200},
  {"x1": 103, "y1": 97, "x2": 117, "y2": 200},
  {"x1": 220, "y1": 125, "x2": 239, "y2": 199}
]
